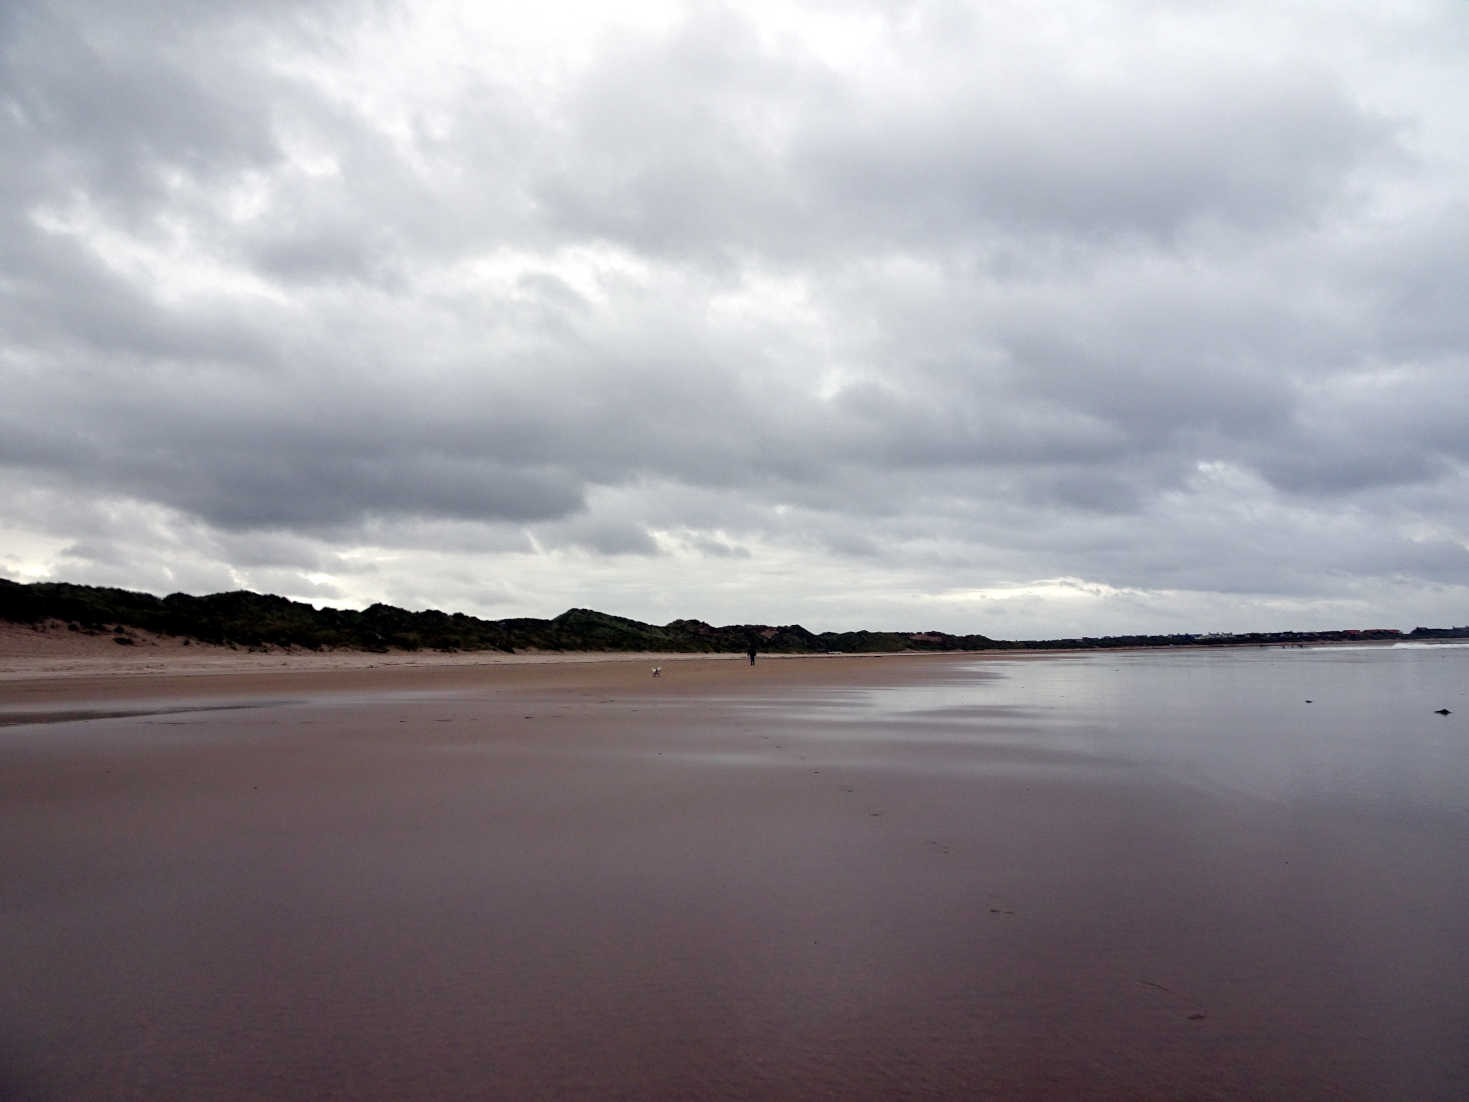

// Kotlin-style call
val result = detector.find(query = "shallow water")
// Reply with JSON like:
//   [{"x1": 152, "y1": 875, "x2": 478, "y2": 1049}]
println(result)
[
  {"x1": 867, "y1": 645, "x2": 1469, "y2": 808},
  {"x1": 2, "y1": 648, "x2": 1467, "y2": 1100}
]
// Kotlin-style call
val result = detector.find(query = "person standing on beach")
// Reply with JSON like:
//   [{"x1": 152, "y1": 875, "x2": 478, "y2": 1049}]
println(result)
[{"x1": 747, "y1": 644, "x2": 757, "y2": 666}]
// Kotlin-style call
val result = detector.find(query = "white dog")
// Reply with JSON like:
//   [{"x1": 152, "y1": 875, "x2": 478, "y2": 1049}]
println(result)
[{"x1": 651, "y1": 666, "x2": 662, "y2": 678}]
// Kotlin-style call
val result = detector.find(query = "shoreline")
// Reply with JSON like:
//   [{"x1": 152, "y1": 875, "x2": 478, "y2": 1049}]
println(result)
[
  {"x1": 5, "y1": 619, "x2": 1454, "y2": 700},
  {"x1": 0, "y1": 644, "x2": 981, "y2": 720},
  {"x1": 3, "y1": 614, "x2": 1457, "y2": 725}
]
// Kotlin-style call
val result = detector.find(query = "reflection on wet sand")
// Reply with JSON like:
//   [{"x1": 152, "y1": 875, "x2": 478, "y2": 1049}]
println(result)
[{"x1": 2, "y1": 650, "x2": 1467, "y2": 1099}]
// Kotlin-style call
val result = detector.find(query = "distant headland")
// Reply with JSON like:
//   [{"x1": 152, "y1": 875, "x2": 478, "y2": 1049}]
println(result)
[{"x1": 1, "y1": 577, "x2": 1463, "y2": 655}]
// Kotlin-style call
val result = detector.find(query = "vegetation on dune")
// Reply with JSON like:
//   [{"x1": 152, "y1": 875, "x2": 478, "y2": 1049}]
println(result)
[
  {"x1": 0, "y1": 577, "x2": 1452, "y2": 655},
  {"x1": 0, "y1": 578, "x2": 996, "y2": 654}
]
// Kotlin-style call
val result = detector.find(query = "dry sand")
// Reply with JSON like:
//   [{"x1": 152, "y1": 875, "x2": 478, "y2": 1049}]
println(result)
[
  {"x1": 0, "y1": 619, "x2": 955, "y2": 720},
  {"x1": 2, "y1": 633, "x2": 1462, "y2": 1099}
]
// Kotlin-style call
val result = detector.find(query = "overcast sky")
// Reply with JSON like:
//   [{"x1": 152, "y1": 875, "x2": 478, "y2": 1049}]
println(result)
[{"x1": 3, "y1": 1, "x2": 1467, "y2": 638}]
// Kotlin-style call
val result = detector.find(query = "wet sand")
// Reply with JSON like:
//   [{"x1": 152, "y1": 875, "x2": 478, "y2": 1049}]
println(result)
[{"x1": 3, "y1": 652, "x2": 1466, "y2": 1099}]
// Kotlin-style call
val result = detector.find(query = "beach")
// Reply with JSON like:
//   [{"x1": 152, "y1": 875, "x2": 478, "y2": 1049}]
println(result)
[{"x1": 3, "y1": 639, "x2": 1467, "y2": 1099}]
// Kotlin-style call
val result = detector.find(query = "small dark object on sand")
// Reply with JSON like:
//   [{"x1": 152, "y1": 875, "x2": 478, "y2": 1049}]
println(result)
[
  {"x1": 1435, "y1": 708, "x2": 1452, "y2": 715},
  {"x1": 1305, "y1": 699, "x2": 1312, "y2": 703}
]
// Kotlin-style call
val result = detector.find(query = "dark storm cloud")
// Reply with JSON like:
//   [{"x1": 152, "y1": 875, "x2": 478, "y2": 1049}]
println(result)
[{"x1": 3, "y1": 0, "x2": 1467, "y2": 632}]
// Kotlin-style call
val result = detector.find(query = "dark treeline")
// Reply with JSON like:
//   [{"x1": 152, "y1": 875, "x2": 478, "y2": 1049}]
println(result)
[
  {"x1": 0, "y1": 578, "x2": 1458, "y2": 655},
  {"x1": 0, "y1": 579, "x2": 994, "y2": 654}
]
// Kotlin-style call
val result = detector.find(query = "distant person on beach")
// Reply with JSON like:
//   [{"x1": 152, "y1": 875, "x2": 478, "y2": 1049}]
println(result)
[{"x1": 747, "y1": 645, "x2": 757, "y2": 666}]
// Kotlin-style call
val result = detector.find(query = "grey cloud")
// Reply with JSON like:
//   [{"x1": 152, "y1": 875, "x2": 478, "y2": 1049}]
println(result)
[
  {"x1": 2, "y1": 359, "x2": 591, "y2": 528},
  {"x1": 535, "y1": 6, "x2": 819, "y2": 263},
  {"x1": 4, "y1": 1, "x2": 1469, "y2": 636},
  {"x1": 537, "y1": 5, "x2": 1399, "y2": 267},
  {"x1": 160, "y1": 454, "x2": 589, "y2": 532},
  {"x1": 211, "y1": 531, "x2": 338, "y2": 572},
  {"x1": 54, "y1": 536, "x2": 235, "y2": 597},
  {"x1": 236, "y1": 568, "x2": 345, "y2": 601},
  {"x1": 1252, "y1": 364, "x2": 1469, "y2": 496},
  {"x1": 341, "y1": 518, "x2": 536, "y2": 557},
  {"x1": 0, "y1": 227, "x2": 284, "y2": 367},
  {"x1": 1352, "y1": 204, "x2": 1469, "y2": 361},
  {"x1": 535, "y1": 522, "x2": 658, "y2": 557},
  {"x1": 807, "y1": 524, "x2": 882, "y2": 559},
  {"x1": 686, "y1": 532, "x2": 752, "y2": 559},
  {"x1": 1020, "y1": 470, "x2": 1145, "y2": 515},
  {"x1": 1257, "y1": 437, "x2": 1448, "y2": 499},
  {"x1": 4, "y1": 3, "x2": 283, "y2": 216},
  {"x1": 796, "y1": 67, "x2": 1394, "y2": 244},
  {"x1": 249, "y1": 221, "x2": 394, "y2": 286}
]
